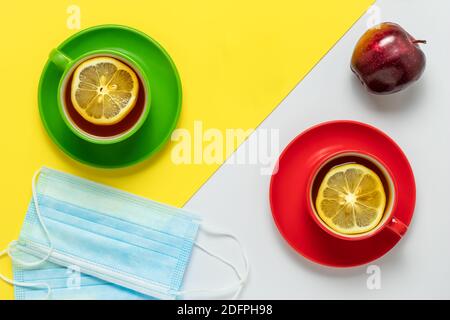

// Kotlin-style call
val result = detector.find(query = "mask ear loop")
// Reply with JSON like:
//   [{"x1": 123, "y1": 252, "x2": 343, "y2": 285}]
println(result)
[
  {"x1": 0, "y1": 263, "x2": 51, "y2": 300},
  {"x1": 0, "y1": 168, "x2": 53, "y2": 299},
  {"x1": 175, "y1": 223, "x2": 250, "y2": 300}
]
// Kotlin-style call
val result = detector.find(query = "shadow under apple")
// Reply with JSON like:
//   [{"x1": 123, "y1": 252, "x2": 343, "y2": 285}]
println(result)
[{"x1": 350, "y1": 73, "x2": 427, "y2": 114}]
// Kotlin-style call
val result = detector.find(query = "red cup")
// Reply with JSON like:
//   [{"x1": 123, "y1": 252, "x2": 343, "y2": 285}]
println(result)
[{"x1": 306, "y1": 150, "x2": 408, "y2": 241}]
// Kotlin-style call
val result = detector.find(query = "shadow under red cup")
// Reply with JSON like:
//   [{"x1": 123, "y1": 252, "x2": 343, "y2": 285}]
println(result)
[{"x1": 306, "y1": 150, "x2": 408, "y2": 241}]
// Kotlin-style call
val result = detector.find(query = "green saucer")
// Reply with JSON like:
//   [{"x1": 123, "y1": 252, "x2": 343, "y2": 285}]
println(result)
[{"x1": 38, "y1": 25, "x2": 182, "y2": 168}]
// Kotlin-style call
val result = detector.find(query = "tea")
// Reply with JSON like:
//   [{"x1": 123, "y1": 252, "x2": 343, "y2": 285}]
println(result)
[
  {"x1": 60, "y1": 55, "x2": 148, "y2": 141},
  {"x1": 311, "y1": 154, "x2": 391, "y2": 204},
  {"x1": 310, "y1": 153, "x2": 394, "y2": 237}
]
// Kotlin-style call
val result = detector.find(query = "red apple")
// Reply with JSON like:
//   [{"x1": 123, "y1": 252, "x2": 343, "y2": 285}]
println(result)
[{"x1": 351, "y1": 22, "x2": 426, "y2": 95}]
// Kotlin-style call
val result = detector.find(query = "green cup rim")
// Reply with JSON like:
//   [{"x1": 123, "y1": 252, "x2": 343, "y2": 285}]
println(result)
[{"x1": 54, "y1": 49, "x2": 151, "y2": 145}]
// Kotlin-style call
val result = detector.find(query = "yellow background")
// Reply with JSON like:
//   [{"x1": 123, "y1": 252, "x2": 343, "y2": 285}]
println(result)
[{"x1": 0, "y1": 0, "x2": 373, "y2": 299}]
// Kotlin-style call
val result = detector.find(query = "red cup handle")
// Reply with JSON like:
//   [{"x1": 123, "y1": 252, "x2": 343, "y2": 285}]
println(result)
[{"x1": 386, "y1": 217, "x2": 408, "y2": 237}]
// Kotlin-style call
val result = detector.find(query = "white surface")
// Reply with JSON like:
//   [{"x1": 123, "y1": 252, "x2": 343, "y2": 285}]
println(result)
[{"x1": 181, "y1": 0, "x2": 450, "y2": 299}]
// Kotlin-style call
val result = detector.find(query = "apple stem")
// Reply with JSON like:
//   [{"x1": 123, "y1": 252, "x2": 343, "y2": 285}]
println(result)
[{"x1": 413, "y1": 40, "x2": 427, "y2": 44}]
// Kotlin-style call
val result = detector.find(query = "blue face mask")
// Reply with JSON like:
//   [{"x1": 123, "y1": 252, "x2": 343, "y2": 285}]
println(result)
[{"x1": 0, "y1": 167, "x2": 249, "y2": 300}]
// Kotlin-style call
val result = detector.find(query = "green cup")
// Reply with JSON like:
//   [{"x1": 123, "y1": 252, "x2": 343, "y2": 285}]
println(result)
[{"x1": 49, "y1": 48, "x2": 151, "y2": 145}]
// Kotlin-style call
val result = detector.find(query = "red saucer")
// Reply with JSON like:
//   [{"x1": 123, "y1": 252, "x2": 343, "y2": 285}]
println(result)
[{"x1": 269, "y1": 120, "x2": 416, "y2": 267}]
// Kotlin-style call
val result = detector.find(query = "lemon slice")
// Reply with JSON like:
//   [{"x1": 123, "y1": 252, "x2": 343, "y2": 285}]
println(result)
[
  {"x1": 71, "y1": 56, "x2": 139, "y2": 125},
  {"x1": 315, "y1": 163, "x2": 386, "y2": 235}
]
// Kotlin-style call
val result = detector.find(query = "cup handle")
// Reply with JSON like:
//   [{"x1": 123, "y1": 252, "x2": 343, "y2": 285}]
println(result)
[
  {"x1": 49, "y1": 48, "x2": 72, "y2": 70},
  {"x1": 386, "y1": 217, "x2": 408, "y2": 238}
]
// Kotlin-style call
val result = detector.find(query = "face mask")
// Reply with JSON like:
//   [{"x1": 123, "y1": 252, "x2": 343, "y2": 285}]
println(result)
[
  {"x1": 0, "y1": 167, "x2": 249, "y2": 300},
  {"x1": 13, "y1": 250, "x2": 153, "y2": 300}
]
